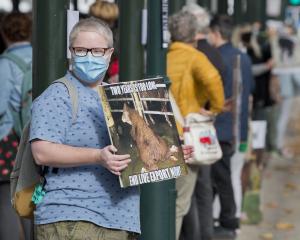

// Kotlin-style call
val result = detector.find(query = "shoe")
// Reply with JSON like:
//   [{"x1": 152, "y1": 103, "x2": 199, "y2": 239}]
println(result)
[{"x1": 213, "y1": 226, "x2": 236, "y2": 240}]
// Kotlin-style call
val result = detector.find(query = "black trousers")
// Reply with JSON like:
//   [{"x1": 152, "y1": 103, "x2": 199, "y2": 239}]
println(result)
[
  {"x1": 180, "y1": 165, "x2": 213, "y2": 240},
  {"x1": 211, "y1": 142, "x2": 239, "y2": 230}
]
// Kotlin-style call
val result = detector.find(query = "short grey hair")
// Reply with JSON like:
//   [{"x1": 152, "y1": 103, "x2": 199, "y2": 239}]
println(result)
[
  {"x1": 169, "y1": 11, "x2": 198, "y2": 43},
  {"x1": 182, "y1": 3, "x2": 210, "y2": 34},
  {"x1": 69, "y1": 17, "x2": 113, "y2": 48}
]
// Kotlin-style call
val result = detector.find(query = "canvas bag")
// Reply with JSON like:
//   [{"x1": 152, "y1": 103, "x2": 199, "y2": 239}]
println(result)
[
  {"x1": 10, "y1": 77, "x2": 78, "y2": 218},
  {"x1": 0, "y1": 52, "x2": 32, "y2": 137},
  {"x1": 169, "y1": 91, "x2": 222, "y2": 165}
]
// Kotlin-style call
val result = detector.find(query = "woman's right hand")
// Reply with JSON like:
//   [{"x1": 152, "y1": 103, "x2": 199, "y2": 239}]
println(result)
[{"x1": 97, "y1": 145, "x2": 131, "y2": 176}]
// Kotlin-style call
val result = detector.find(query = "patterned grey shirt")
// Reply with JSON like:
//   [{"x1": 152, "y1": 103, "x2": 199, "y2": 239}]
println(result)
[{"x1": 29, "y1": 72, "x2": 140, "y2": 233}]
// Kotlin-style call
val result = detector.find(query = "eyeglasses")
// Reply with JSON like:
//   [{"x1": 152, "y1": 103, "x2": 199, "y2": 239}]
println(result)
[{"x1": 72, "y1": 47, "x2": 111, "y2": 57}]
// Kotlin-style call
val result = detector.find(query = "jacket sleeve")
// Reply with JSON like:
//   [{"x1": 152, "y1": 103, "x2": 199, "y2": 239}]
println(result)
[
  {"x1": 240, "y1": 54, "x2": 254, "y2": 142},
  {"x1": 192, "y1": 53, "x2": 225, "y2": 113}
]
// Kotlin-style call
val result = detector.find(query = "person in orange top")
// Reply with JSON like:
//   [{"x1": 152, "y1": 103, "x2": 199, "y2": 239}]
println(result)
[
  {"x1": 167, "y1": 18, "x2": 224, "y2": 136},
  {"x1": 167, "y1": 10, "x2": 224, "y2": 240}
]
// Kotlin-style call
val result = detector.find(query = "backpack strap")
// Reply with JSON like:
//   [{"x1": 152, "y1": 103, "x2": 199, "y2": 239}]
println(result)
[
  {"x1": 169, "y1": 90, "x2": 184, "y2": 126},
  {"x1": 1, "y1": 52, "x2": 30, "y2": 73},
  {"x1": 43, "y1": 77, "x2": 79, "y2": 175},
  {"x1": 52, "y1": 77, "x2": 78, "y2": 123}
]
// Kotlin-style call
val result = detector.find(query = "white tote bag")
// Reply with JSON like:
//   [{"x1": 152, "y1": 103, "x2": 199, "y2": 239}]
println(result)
[
  {"x1": 183, "y1": 113, "x2": 222, "y2": 165},
  {"x1": 169, "y1": 91, "x2": 222, "y2": 165}
]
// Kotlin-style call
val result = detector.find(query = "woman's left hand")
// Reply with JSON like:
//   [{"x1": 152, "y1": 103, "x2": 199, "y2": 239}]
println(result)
[{"x1": 182, "y1": 145, "x2": 193, "y2": 162}]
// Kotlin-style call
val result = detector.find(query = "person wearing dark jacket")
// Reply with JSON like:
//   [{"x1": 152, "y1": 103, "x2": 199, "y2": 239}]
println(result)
[{"x1": 208, "y1": 15, "x2": 254, "y2": 238}]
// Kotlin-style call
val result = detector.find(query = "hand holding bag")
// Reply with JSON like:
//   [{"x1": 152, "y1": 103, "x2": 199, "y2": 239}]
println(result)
[
  {"x1": 183, "y1": 113, "x2": 222, "y2": 165},
  {"x1": 169, "y1": 91, "x2": 222, "y2": 165}
]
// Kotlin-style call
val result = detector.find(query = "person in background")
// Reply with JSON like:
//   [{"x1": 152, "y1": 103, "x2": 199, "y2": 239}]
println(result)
[
  {"x1": 167, "y1": 10, "x2": 225, "y2": 240},
  {"x1": 180, "y1": 3, "x2": 226, "y2": 240},
  {"x1": 238, "y1": 24, "x2": 275, "y2": 167},
  {"x1": 237, "y1": 24, "x2": 274, "y2": 111},
  {"x1": 89, "y1": 0, "x2": 119, "y2": 28},
  {"x1": 270, "y1": 23, "x2": 300, "y2": 158},
  {"x1": 89, "y1": 0, "x2": 119, "y2": 84},
  {"x1": 0, "y1": 12, "x2": 32, "y2": 240},
  {"x1": 208, "y1": 15, "x2": 254, "y2": 239}
]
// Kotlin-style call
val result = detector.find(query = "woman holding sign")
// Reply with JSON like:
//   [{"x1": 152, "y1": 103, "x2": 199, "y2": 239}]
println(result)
[{"x1": 30, "y1": 17, "x2": 193, "y2": 240}]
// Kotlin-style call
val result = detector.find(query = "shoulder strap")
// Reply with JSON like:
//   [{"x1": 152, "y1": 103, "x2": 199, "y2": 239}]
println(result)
[
  {"x1": 1, "y1": 52, "x2": 29, "y2": 73},
  {"x1": 52, "y1": 77, "x2": 78, "y2": 123},
  {"x1": 45, "y1": 77, "x2": 79, "y2": 175},
  {"x1": 169, "y1": 90, "x2": 184, "y2": 126}
]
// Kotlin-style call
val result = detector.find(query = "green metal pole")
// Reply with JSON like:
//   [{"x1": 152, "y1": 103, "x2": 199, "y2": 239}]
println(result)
[
  {"x1": 280, "y1": 0, "x2": 289, "y2": 20},
  {"x1": 119, "y1": 0, "x2": 144, "y2": 82},
  {"x1": 234, "y1": 0, "x2": 244, "y2": 24},
  {"x1": 218, "y1": 0, "x2": 228, "y2": 14},
  {"x1": 32, "y1": 0, "x2": 69, "y2": 98},
  {"x1": 234, "y1": 0, "x2": 266, "y2": 26},
  {"x1": 244, "y1": 0, "x2": 258, "y2": 23},
  {"x1": 169, "y1": 0, "x2": 185, "y2": 14},
  {"x1": 260, "y1": 0, "x2": 267, "y2": 28},
  {"x1": 198, "y1": 0, "x2": 211, "y2": 9},
  {"x1": 12, "y1": 0, "x2": 20, "y2": 12},
  {"x1": 140, "y1": 1, "x2": 176, "y2": 240}
]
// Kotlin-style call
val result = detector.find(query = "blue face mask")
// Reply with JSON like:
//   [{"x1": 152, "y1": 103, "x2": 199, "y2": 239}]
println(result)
[{"x1": 72, "y1": 54, "x2": 108, "y2": 84}]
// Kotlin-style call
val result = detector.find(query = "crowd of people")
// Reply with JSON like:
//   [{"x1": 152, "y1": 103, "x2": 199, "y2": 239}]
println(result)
[
  {"x1": 171, "y1": 3, "x2": 300, "y2": 240},
  {"x1": 0, "y1": 0, "x2": 300, "y2": 240},
  {"x1": 168, "y1": 6, "x2": 254, "y2": 240}
]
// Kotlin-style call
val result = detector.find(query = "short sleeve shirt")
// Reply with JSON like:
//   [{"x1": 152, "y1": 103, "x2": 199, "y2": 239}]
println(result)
[{"x1": 29, "y1": 72, "x2": 140, "y2": 233}]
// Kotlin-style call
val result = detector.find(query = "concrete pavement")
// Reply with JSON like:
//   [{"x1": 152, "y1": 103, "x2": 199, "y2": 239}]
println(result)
[{"x1": 238, "y1": 97, "x2": 300, "y2": 240}]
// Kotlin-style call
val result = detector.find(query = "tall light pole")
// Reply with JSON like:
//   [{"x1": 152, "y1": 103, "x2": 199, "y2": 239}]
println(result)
[
  {"x1": 140, "y1": 1, "x2": 178, "y2": 239},
  {"x1": 32, "y1": 0, "x2": 69, "y2": 98},
  {"x1": 119, "y1": 0, "x2": 144, "y2": 82}
]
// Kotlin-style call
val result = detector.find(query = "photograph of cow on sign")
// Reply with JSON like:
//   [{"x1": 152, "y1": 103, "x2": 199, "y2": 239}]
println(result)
[{"x1": 98, "y1": 77, "x2": 187, "y2": 188}]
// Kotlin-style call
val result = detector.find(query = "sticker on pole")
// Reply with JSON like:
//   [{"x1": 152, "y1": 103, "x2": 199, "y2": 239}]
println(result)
[{"x1": 251, "y1": 121, "x2": 267, "y2": 149}]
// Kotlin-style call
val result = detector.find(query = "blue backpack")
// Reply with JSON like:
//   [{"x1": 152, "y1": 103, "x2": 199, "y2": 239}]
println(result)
[{"x1": 1, "y1": 52, "x2": 32, "y2": 137}]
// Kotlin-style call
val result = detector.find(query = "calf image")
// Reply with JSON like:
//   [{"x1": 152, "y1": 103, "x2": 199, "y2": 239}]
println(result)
[{"x1": 122, "y1": 103, "x2": 178, "y2": 171}]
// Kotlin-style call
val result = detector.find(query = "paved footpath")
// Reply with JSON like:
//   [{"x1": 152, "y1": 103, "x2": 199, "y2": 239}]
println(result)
[{"x1": 237, "y1": 153, "x2": 300, "y2": 240}]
